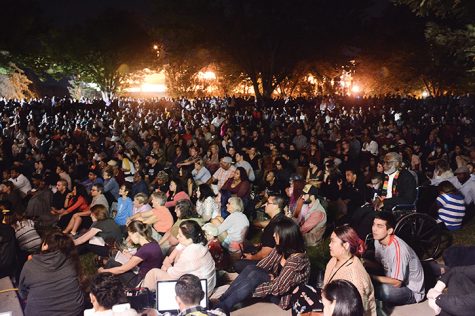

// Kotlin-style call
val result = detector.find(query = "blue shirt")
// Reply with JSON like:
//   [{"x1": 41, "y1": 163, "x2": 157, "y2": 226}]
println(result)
[{"x1": 115, "y1": 197, "x2": 133, "y2": 226}]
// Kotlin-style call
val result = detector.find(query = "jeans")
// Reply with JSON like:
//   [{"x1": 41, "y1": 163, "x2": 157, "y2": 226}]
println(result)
[
  {"x1": 374, "y1": 283, "x2": 415, "y2": 306},
  {"x1": 217, "y1": 265, "x2": 270, "y2": 313},
  {"x1": 233, "y1": 258, "x2": 258, "y2": 273}
]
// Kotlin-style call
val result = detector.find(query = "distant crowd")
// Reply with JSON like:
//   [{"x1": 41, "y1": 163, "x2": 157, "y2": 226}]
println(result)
[{"x1": 0, "y1": 94, "x2": 475, "y2": 316}]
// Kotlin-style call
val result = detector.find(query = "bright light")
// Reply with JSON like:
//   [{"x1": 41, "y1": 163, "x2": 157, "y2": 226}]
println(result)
[
  {"x1": 421, "y1": 91, "x2": 429, "y2": 98},
  {"x1": 141, "y1": 83, "x2": 167, "y2": 93},
  {"x1": 351, "y1": 85, "x2": 361, "y2": 93},
  {"x1": 197, "y1": 71, "x2": 216, "y2": 80},
  {"x1": 307, "y1": 74, "x2": 316, "y2": 84},
  {"x1": 124, "y1": 70, "x2": 168, "y2": 94},
  {"x1": 153, "y1": 45, "x2": 159, "y2": 50}
]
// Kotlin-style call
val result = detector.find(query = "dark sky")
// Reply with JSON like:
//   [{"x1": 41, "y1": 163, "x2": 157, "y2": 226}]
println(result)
[{"x1": 39, "y1": 0, "x2": 154, "y2": 25}]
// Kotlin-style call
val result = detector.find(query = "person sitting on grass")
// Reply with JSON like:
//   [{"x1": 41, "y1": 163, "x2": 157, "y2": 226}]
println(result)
[
  {"x1": 215, "y1": 217, "x2": 310, "y2": 313},
  {"x1": 364, "y1": 212, "x2": 424, "y2": 306},
  {"x1": 435, "y1": 180, "x2": 466, "y2": 231},
  {"x1": 143, "y1": 220, "x2": 216, "y2": 295},
  {"x1": 63, "y1": 183, "x2": 108, "y2": 237},
  {"x1": 98, "y1": 220, "x2": 163, "y2": 287},
  {"x1": 74, "y1": 204, "x2": 122, "y2": 256},
  {"x1": 127, "y1": 192, "x2": 174, "y2": 241}
]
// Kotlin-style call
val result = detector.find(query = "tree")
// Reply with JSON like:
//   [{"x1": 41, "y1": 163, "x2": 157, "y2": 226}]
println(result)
[
  {"x1": 151, "y1": 0, "x2": 373, "y2": 102},
  {"x1": 8, "y1": 9, "x2": 155, "y2": 101},
  {"x1": 394, "y1": 0, "x2": 475, "y2": 92},
  {"x1": 0, "y1": 63, "x2": 35, "y2": 99}
]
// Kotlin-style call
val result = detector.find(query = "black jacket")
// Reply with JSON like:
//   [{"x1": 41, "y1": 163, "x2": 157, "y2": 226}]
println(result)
[
  {"x1": 437, "y1": 265, "x2": 475, "y2": 316},
  {"x1": 382, "y1": 169, "x2": 417, "y2": 211},
  {"x1": 19, "y1": 250, "x2": 84, "y2": 316}
]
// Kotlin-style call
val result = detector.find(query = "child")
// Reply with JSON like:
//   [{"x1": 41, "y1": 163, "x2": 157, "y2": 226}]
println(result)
[{"x1": 114, "y1": 183, "x2": 133, "y2": 236}]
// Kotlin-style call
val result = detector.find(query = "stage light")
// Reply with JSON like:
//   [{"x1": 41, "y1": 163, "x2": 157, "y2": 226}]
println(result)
[{"x1": 351, "y1": 85, "x2": 361, "y2": 93}]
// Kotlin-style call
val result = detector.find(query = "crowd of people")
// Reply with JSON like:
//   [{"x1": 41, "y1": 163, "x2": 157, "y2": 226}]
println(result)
[{"x1": 0, "y1": 94, "x2": 475, "y2": 316}]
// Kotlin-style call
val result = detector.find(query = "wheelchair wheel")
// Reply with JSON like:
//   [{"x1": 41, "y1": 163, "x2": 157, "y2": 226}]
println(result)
[{"x1": 394, "y1": 213, "x2": 441, "y2": 261}]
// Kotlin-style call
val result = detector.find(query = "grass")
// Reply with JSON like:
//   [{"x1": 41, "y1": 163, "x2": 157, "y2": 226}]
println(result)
[{"x1": 451, "y1": 216, "x2": 475, "y2": 246}]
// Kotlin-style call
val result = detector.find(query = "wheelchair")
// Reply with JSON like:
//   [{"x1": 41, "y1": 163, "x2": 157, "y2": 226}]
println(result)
[{"x1": 367, "y1": 186, "x2": 445, "y2": 261}]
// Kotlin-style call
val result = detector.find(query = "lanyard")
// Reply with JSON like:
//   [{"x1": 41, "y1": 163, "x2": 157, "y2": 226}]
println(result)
[{"x1": 328, "y1": 256, "x2": 353, "y2": 283}]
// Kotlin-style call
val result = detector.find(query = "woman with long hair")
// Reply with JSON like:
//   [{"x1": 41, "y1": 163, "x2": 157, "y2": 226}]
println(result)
[
  {"x1": 19, "y1": 231, "x2": 84, "y2": 316},
  {"x1": 287, "y1": 178, "x2": 306, "y2": 217},
  {"x1": 144, "y1": 220, "x2": 216, "y2": 295},
  {"x1": 74, "y1": 204, "x2": 122, "y2": 256},
  {"x1": 322, "y1": 279, "x2": 364, "y2": 316},
  {"x1": 216, "y1": 217, "x2": 310, "y2": 313},
  {"x1": 324, "y1": 225, "x2": 376, "y2": 316},
  {"x1": 57, "y1": 183, "x2": 90, "y2": 233},
  {"x1": 165, "y1": 178, "x2": 191, "y2": 209},
  {"x1": 98, "y1": 220, "x2": 163, "y2": 287},
  {"x1": 159, "y1": 199, "x2": 204, "y2": 249},
  {"x1": 220, "y1": 167, "x2": 251, "y2": 217},
  {"x1": 196, "y1": 183, "x2": 220, "y2": 222}
]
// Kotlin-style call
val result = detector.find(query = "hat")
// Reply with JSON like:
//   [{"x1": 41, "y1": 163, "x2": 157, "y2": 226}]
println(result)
[
  {"x1": 202, "y1": 223, "x2": 219, "y2": 237},
  {"x1": 107, "y1": 160, "x2": 118, "y2": 167},
  {"x1": 156, "y1": 170, "x2": 169, "y2": 181},
  {"x1": 221, "y1": 156, "x2": 233, "y2": 164},
  {"x1": 454, "y1": 166, "x2": 470, "y2": 174},
  {"x1": 302, "y1": 184, "x2": 318, "y2": 197}
]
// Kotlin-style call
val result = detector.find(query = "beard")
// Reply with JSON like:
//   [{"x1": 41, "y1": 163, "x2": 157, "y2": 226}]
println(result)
[{"x1": 384, "y1": 166, "x2": 397, "y2": 175}]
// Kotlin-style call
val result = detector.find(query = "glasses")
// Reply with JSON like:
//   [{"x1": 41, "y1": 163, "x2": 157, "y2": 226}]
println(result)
[{"x1": 383, "y1": 160, "x2": 396, "y2": 165}]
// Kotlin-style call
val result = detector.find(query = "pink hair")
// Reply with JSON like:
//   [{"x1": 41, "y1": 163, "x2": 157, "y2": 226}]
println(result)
[{"x1": 334, "y1": 225, "x2": 366, "y2": 257}]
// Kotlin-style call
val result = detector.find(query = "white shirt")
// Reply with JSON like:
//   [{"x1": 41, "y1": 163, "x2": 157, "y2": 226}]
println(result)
[
  {"x1": 445, "y1": 175, "x2": 475, "y2": 205},
  {"x1": 385, "y1": 172, "x2": 398, "y2": 199},
  {"x1": 10, "y1": 174, "x2": 32, "y2": 195}
]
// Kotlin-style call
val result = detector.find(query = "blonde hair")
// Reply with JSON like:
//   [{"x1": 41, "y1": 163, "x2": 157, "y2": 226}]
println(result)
[
  {"x1": 134, "y1": 193, "x2": 148, "y2": 204},
  {"x1": 228, "y1": 197, "x2": 244, "y2": 213}
]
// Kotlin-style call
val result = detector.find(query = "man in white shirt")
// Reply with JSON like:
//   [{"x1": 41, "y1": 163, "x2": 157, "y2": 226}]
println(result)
[
  {"x1": 9, "y1": 167, "x2": 32, "y2": 197},
  {"x1": 432, "y1": 166, "x2": 475, "y2": 206}
]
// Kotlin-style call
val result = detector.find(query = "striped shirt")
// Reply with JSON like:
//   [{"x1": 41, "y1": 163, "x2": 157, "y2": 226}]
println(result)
[
  {"x1": 436, "y1": 193, "x2": 465, "y2": 230},
  {"x1": 14, "y1": 219, "x2": 41, "y2": 253},
  {"x1": 253, "y1": 248, "x2": 310, "y2": 309}
]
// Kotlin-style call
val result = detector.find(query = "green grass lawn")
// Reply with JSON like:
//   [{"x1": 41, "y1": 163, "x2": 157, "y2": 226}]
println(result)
[{"x1": 452, "y1": 216, "x2": 475, "y2": 246}]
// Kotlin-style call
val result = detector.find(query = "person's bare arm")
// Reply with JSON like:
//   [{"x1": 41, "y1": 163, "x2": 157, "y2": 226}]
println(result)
[
  {"x1": 371, "y1": 274, "x2": 402, "y2": 288},
  {"x1": 242, "y1": 246, "x2": 273, "y2": 261}
]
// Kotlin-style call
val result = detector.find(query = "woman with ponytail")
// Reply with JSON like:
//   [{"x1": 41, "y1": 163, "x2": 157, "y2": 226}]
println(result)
[
  {"x1": 19, "y1": 231, "x2": 84, "y2": 316},
  {"x1": 143, "y1": 220, "x2": 216, "y2": 295},
  {"x1": 324, "y1": 225, "x2": 376, "y2": 316},
  {"x1": 98, "y1": 220, "x2": 163, "y2": 287}
]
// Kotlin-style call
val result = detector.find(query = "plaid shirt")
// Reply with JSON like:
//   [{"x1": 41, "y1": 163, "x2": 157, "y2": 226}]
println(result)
[{"x1": 253, "y1": 248, "x2": 311, "y2": 309}]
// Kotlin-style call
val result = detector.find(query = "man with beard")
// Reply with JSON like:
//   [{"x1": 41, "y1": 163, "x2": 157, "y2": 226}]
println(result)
[
  {"x1": 296, "y1": 184, "x2": 327, "y2": 246},
  {"x1": 350, "y1": 152, "x2": 417, "y2": 239}
]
